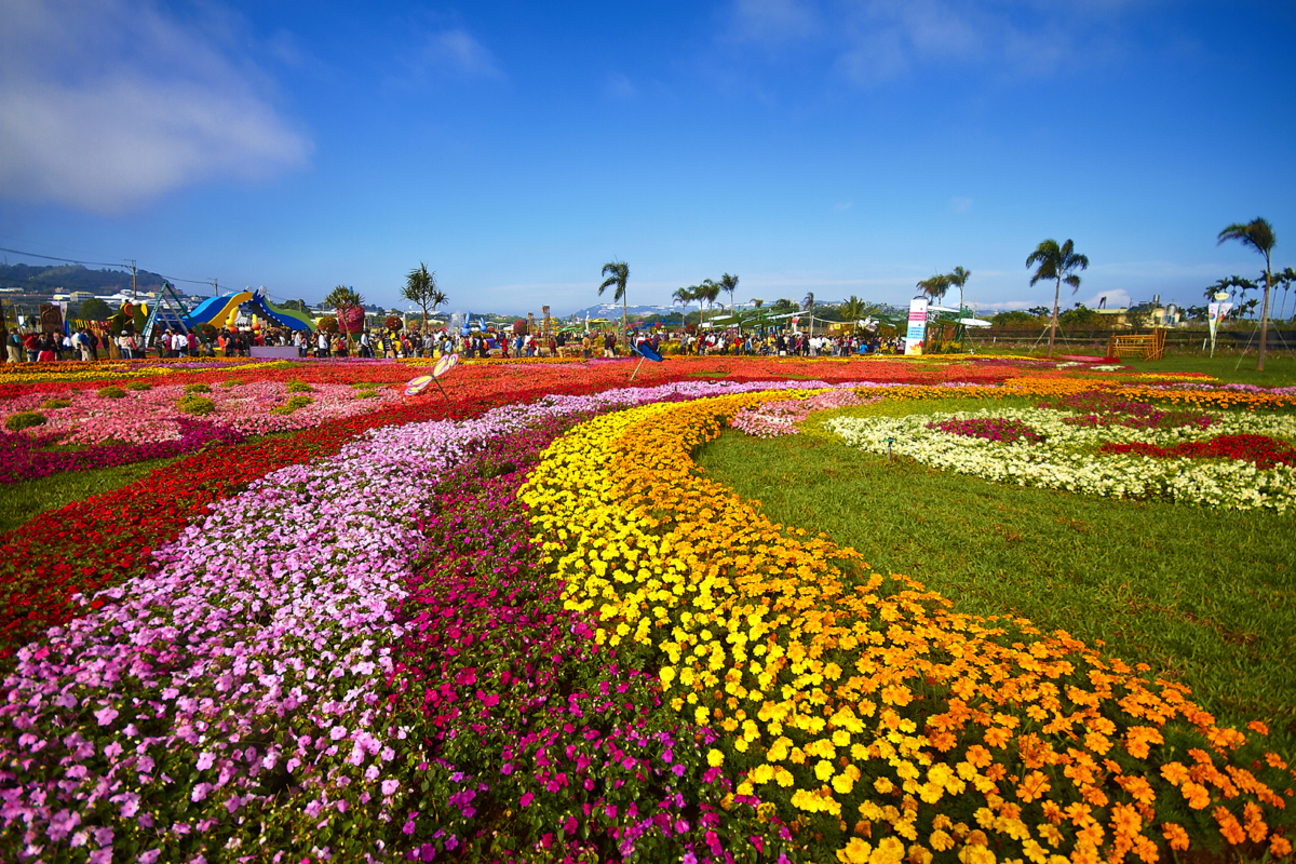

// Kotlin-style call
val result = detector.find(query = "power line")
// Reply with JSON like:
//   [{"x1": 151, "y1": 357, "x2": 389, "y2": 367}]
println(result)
[
  {"x1": 2, "y1": 244, "x2": 221, "y2": 296},
  {"x1": 158, "y1": 274, "x2": 215, "y2": 286},
  {"x1": 0, "y1": 245, "x2": 124, "y2": 270}
]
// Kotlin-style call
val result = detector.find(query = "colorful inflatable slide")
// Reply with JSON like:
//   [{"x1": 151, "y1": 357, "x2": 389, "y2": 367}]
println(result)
[{"x1": 187, "y1": 289, "x2": 316, "y2": 332}]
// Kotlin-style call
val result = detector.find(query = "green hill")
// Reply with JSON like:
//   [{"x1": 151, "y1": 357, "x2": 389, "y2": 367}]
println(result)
[{"x1": 0, "y1": 263, "x2": 167, "y2": 294}]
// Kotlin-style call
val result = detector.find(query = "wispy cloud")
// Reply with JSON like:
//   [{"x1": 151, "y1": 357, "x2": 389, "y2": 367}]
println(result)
[
  {"x1": 0, "y1": 0, "x2": 310, "y2": 215},
  {"x1": 729, "y1": 0, "x2": 820, "y2": 44},
  {"x1": 412, "y1": 28, "x2": 504, "y2": 81},
  {"x1": 948, "y1": 196, "x2": 973, "y2": 214},
  {"x1": 833, "y1": 201, "x2": 853, "y2": 212},
  {"x1": 727, "y1": 0, "x2": 1145, "y2": 86},
  {"x1": 604, "y1": 72, "x2": 637, "y2": 99}
]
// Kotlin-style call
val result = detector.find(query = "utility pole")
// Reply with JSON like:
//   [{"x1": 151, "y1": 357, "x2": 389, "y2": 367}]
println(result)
[
  {"x1": 212, "y1": 278, "x2": 218, "y2": 298},
  {"x1": 127, "y1": 259, "x2": 137, "y2": 301}
]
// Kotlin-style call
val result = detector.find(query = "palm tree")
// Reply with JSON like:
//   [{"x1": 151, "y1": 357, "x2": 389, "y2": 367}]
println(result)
[
  {"x1": 430, "y1": 287, "x2": 448, "y2": 322},
  {"x1": 838, "y1": 295, "x2": 876, "y2": 334},
  {"x1": 917, "y1": 274, "x2": 950, "y2": 304},
  {"x1": 1026, "y1": 239, "x2": 1089, "y2": 358},
  {"x1": 1204, "y1": 277, "x2": 1232, "y2": 302},
  {"x1": 699, "y1": 279, "x2": 721, "y2": 329},
  {"x1": 1276, "y1": 267, "x2": 1296, "y2": 321},
  {"x1": 401, "y1": 262, "x2": 438, "y2": 330},
  {"x1": 671, "y1": 286, "x2": 695, "y2": 330},
  {"x1": 1218, "y1": 219, "x2": 1276, "y2": 370},
  {"x1": 719, "y1": 273, "x2": 740, "y2": 314},
  {"x1": 948, "y1": 266, "x2": 971, "y2": 311},
  {"x1": 323, "y1": 284, "x2": 364, "y2": 342},
  {"x1": 801, "y1": 291, "x2": 815, "y2": 336},
  {"x1": 598, "y1": 260, "x2": 630, "y2": 352}
]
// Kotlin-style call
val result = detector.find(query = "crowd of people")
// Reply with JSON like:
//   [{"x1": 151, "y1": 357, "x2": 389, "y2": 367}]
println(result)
[
  {"x1": 2, "y1": 321, "x2": 908, "y2": 364},
  {"x1": 672, "y1": 329, "x2": 901, "y2": 356}
]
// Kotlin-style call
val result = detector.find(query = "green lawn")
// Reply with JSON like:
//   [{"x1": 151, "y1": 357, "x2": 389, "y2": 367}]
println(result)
[
  {"x1": 1119, "y1": 350, "x2": 1296, "y2": 386},
  {"x1": 0, "y1": 456, "x2": 184, "y2": 535},
  {"x1": 697, "y1": 398, "x2": 1296, "y2": 744}
]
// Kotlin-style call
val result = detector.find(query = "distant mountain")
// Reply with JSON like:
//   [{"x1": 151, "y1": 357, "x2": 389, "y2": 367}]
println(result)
[
  {"x1": 561, "y1": 302, "x2": 676, "y2": 320},
  {"x1": 0, "y1": 263, "x2": 167, "y2": 294}
]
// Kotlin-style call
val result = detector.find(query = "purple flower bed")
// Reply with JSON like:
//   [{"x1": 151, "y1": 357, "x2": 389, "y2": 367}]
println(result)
[
  {"x1": 0, "y1": 420, "x2": 246, "y2": 483},
  {"x1": 0, "y1": 379, "x2": 808, "y2": 862},
  {"x1": 926, "y1": 416, "x2": 1044, "y2": 444},
  {"x1": 1037, "y1": 390, "x2": 1218, "y2": 431}
]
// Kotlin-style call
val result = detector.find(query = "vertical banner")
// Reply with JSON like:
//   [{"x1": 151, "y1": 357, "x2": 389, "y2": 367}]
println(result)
[
  {"x1": 905, "y1": 298, "x2": 929, "y2": 355},
  {"x1": 1207, "y1": 292, "x2": 1231, "y2": 358}
]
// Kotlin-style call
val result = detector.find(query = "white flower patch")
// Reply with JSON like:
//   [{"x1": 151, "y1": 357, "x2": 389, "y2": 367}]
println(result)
[{"x1": 825, "y1": 407, "x2": 1296, "y2": 513}]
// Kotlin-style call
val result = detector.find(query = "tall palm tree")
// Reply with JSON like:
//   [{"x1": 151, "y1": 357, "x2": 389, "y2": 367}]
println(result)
[
  {"x1": 1204, "y1": 277, "x2": 1232, "y2": 302},
  {"x1": 917, "y1": 275, "x2": 950, "y2": 304},
  {"x1": 324, "y1": 285, "x2": 364, "y2": 342},
  {"x1": 598, "y1": 260, "x2": 630, "y2": 352},
  {"x1": 948, "y1": 266, "x2": 971, "y2": 311},
  {"x1": 1026, "y1": 239, "x2": 1089, "y2": 358},
  {"x1": 401, "y1": 262, "x2": 438, "y2": 330},
  {"x1": 671, "y1": 286, "x2": 694, "y2": 330},
  {"x1": 699, "y1": 279, "x2": 721, "y2": 328},
  {"x1": 839, "y1": 295, "x2": 876, "y2": 334},
  {"x1": 801, "y1": 291, "x2": 815, "y2": 336},
  {"x1": 430, "y1": 287, "x2": 448, "y2": 322},
  {"x1": 719, "y1": 273, "x2": 740, "y2": 314},
  {"x1": 1218, "y1": 218, "x2": 1276, "y2": 370},
  {"x1": 1276, "y1": 267, "x2": 1296, "y2": 321}
]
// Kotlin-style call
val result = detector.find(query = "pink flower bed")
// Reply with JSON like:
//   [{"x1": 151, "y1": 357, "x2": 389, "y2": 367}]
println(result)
[{"x1": 1, "y1": 382, "x2": 402, "y2": 445}]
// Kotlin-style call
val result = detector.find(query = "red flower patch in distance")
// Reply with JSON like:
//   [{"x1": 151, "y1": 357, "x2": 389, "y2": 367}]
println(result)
[{"x1": 1099, "y1": 433, "x2": 1296, "y2": 470}]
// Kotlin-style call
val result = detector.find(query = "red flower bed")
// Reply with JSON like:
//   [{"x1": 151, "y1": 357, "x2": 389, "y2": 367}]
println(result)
[
  {"x1": 0, "y1": 368, "x2": 662, "y2": 658},
  {"x1": 0, "y1": 356, "x2": 1073, "y2": 660},
  {"x1": 1098, "y1": 433, "x2": 1296, "y2": 469}
]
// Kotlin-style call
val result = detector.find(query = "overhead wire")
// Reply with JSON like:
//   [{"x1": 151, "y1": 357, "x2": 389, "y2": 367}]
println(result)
[
  {"x1": 0, "y1": 246, "x2": 125, "y2": 270},
  {"x1": 2, "y1": 244, "x2": 225, "y2": 296}
]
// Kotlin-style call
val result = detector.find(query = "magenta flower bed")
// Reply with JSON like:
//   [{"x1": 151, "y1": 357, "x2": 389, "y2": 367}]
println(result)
[
  {"x1": 388, "y1": 422, "x2": 786, "y2": 862},
  {"x1": 925, "y1": 416, "x2": 1044, "y2": 444},
  {"x1": 1038, "y1": 390, "x2": 1218, "y2": 431},
  {"x1": 0, "y1": 420, "x2": 245, "y2": 482}
]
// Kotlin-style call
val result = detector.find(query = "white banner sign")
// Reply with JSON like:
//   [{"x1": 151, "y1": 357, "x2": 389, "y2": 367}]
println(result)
[{"x1": 905, "y1": 298, "x2": 929, "y2": 355}]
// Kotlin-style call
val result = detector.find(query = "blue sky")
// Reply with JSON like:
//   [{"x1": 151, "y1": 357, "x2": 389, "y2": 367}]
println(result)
[{"x1": 1, "y1": 0, "x2": 1294, "y2": 317}]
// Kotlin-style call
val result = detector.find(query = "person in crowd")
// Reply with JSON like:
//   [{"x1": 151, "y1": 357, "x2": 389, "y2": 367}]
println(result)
[
  {"x1": 38, "y1": 333, "x2": 57, "y2": 362},
  {"x1": 6, "y1": 330, "x2": 22, "y2": 363},
  {"x1": 23, "y1": 331, "x2": 41, "y2": 363}
]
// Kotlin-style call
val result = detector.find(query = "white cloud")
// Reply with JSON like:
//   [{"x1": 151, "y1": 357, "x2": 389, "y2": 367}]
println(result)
[
  {"x1": 722, "y1": 0, "x2": 1146, "y2": 87},
  {"x1": 730, "y1": 0, "x2": 820, "y2": 44},
  {"x1": 835, "y1": 0, "x2": 985, "y2": 85},
  {"x1": 833, "y1": 201, "x2": 853, "y2": 212},
  {"x1": 948, "y1": 196, "x2": 973, "y2": 214},
  {"x1": 416, "y1": 28, "x2": 504, "y2": 80},
  {"x1": 0, "y1": 0, "x2": 311, "y2": 215},
  {"x1": 1081, "y1": 289, "x2": 1131, "y2": 309},
  {"x1": 604, "y1": 72, "x2": 637, "y2": 99}
]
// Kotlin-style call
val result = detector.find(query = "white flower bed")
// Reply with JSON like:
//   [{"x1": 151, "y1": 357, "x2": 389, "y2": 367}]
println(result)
[{"x1": 825, "y1": 407, "x2": 1296, "y2": 512}]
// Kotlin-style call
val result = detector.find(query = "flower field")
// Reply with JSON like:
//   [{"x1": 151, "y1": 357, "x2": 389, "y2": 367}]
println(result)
[{"x1": 0, "y1": 355, "x2": 1293, "y2": 862}]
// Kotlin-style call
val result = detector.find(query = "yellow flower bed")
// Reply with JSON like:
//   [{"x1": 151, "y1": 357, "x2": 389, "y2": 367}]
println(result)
[
  {"x1": 520, "y1": 388, "x2": 1295, "y2": 864},
  {"x1": 847, "y1": 379, "x2": 1296, "y2": 411}
]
